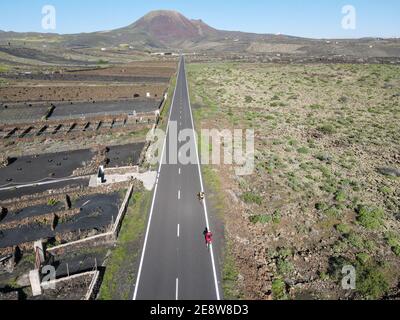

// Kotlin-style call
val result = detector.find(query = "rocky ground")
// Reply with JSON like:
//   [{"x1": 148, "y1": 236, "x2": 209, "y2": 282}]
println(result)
[{"x1": 188, "y1": 62, "x2": 400, "y2": 300}]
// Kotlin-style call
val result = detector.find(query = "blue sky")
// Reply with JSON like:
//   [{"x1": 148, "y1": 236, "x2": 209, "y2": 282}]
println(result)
[{"x1": 0, "y1": 0, "x2": 399, "y2": 38}]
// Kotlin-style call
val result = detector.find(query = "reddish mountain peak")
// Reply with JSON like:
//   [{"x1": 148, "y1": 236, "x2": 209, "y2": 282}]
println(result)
[{"x1": 130, "y1": 10, "x2": 216, "y2": 42}]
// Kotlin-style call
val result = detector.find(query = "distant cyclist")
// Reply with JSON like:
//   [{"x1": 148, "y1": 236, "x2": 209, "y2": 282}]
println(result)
[{"x1": 197, "y1": 192, "x2": 205, "y2": 201}]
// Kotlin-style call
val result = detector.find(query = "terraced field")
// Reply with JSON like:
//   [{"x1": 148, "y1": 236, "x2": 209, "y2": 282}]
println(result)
[{"x1": 0, "y1": 52, "x2": 177, "y2": 300}]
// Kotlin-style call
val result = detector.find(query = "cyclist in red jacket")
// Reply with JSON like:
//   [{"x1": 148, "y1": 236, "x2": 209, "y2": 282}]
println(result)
[{"x1": 203, "y1": 227, "x2": 213, "y2": 249}]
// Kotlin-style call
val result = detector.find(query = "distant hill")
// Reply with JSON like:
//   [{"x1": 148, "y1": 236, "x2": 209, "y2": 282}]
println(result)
[
  {"x1": 99, "y1": 10, "x2": 301, "y2": 51},
  {"x1": 0, "y1": 10, "x2": 399, "y2": 59},
  {"x1": 125, "y1": 10, "x2": 219, "y2": 42}
]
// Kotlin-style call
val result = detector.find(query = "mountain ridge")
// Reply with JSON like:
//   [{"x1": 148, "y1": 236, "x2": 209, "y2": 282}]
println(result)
[{"x1": 0, "y1": 10, "x2": 399, "y2": 58}]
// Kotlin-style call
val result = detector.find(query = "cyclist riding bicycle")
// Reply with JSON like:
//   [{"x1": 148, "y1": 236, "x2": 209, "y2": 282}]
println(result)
[
  {"x1": 198, "y1": 192, "x2": 205, "y2": 201},
  {"x1": 203, "y1": 227, "x2": 213, "y2": 248}
]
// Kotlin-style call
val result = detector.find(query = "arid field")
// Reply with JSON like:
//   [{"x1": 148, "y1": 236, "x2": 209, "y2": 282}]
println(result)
[{"x1": 188, "y1": 62, "x2": 400, "y2": 300}]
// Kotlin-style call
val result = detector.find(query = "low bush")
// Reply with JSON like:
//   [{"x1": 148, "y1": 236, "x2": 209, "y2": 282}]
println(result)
[
  {"x1": 356, "y1": 206, "x2": 385, "y2": 230},
  {"x1": 272, "y1": 279, "x2": 287, "y2": 300},
  {"x1": 242, "y1": 192, "x2": 262, "y2": 205}
]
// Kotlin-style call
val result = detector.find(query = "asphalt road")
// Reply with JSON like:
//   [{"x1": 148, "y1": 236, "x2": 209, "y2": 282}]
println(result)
[{"x1": 133, "y1": 56, "x2": 221, "y2": 300}]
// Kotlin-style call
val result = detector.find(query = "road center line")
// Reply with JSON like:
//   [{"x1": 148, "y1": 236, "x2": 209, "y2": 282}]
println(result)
[
  {"x1": 177, "y1": 224, "x2": 180, "y2": 238},
  {"x1": 178, "y1": 190, "x2": 181, "y2": 200}
]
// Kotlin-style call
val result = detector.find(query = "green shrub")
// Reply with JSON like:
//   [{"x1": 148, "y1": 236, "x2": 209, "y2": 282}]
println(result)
[
  {"x1": 277, "y1": 258, "x2": 293, "y2": 275},
  {"x1": 244, "y1": 95, "x2": 253, "y2": 103},
  {"x1": 249, "y1": 215, "x2": 271, "y2": 224},
  {"x1": 318, "y1": 124, "x2": 336, "y2": 135},
  {"x1": 325, "y1": 206, "x2": 341, "y2": 218},
  {"x1": 385, "y1": 232, "x2": 400, "y2": 256},
  {"x1": 335, "y1": 190, "x2": 347, "y2": 202},
  {"x1": 242, "y1": 192, "x2": 262, "y2": 205},
  {"x1": 319, "y1": 271, "x2": 330, "y2": 281},
  {"x1": 315, "y1": 202, "x2": 328, "y2": 211},
  {"x1": 336, "y1": 223, "x2": 351, "y2": 235},
  {"x1": 378, "y1": 186, "x2": 392, "y2": 195},
  {"x1": 357, "y1": 264, "x2": 389, "y2": 299},
  {"x1": 356, "y1": 253, "x2": 371, "y2": 265},
  {"x1": 272, "y1": 210, "x2": 281, "y2": 224},
  {"x1": 346, "y1": 232, "x2": 365, "y2": 250},
  {"x1": 356, "y1": 206, "x2": 385, "y2": 230},
  {"x1": 250, "y1": 210, "x2": 281, "y2": 225},
  {"x1": 333, "y1": 240, "x2": 349, "y2": 253},
  {"x1": 297, "y1": 147, "x2": 309, "y2": 154},
  {"x1": 272, "y1": 279, "x2": 287, "y2": 300}
]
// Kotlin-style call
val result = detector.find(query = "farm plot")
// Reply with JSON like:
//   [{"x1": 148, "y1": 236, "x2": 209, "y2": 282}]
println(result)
[
  {"x1": 28, "y1": 273, "x2": 94, "y2": 300},
  {"x1": 0, "y1": 104, "x2": 49, "y2": 124},
  {"x1": 0, "y1": 149, "x2": 93, "y2": 186},
  {"x1": 106, "y1": 143, "x2": 145, "y2": 167},
  {"x1": 0, "y1": 99, "x2": 161, "y2": 124},
  {"x1": 0, "y1": 84, "x2": 167, "y2": 103},
  {"x1": 1, "y1": 73, "x2": 170, "y2": 83},
  {"x1": 0, "y1": 192, "x2": 121, "y2": 248},
  {"x1": 49, "y1": 99, "x2": 161, "y2": 120},
  {"x1": 52, "y1": 248, "x2": 109, "y2": 279}
]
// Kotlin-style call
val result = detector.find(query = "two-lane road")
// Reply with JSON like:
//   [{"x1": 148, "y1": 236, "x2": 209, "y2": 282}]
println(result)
[{"x1": 133, "y1": 56, "x2": 221, "y2": 300}]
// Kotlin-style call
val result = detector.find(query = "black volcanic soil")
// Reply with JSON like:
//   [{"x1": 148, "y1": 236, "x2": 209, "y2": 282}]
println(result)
[
  {"x1": 1, "y1": 73, "x2": 170, "y2": 83},
  {"x1": 0, "y1": 149, "x2": 93, "y2": 186},
  {"x1": 106, "y1": 143, "x2": 146, "y2": 167},
  {"x1": 0, "y1": 192, "x2": 120, "y2": 248}
]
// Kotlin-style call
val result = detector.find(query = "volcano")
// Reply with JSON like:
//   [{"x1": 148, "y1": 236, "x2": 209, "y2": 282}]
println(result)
[{"x1": 126, "y1": 10, "x2": 218, "y2": 42}]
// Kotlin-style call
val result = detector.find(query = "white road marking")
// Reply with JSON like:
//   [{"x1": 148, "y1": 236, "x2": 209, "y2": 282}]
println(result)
[
  {"x1": 132, "y1": 58, "x2": 181, "y2": 301},
  {"x1": 179, "y1": 168, "x2": 181, "y2": 175},
  {"x1": 177, "y1": 224, "x2": 180, "y2": 238},
  {"x1": 178, "y1": 190, "x2": 181, "y2": 200},
  {"x1": 184, "y1": 58, "x2": 221, "y2": 301},
  {"x1": 176, "y1": 278, "x2": 179, "y2": 300}
]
